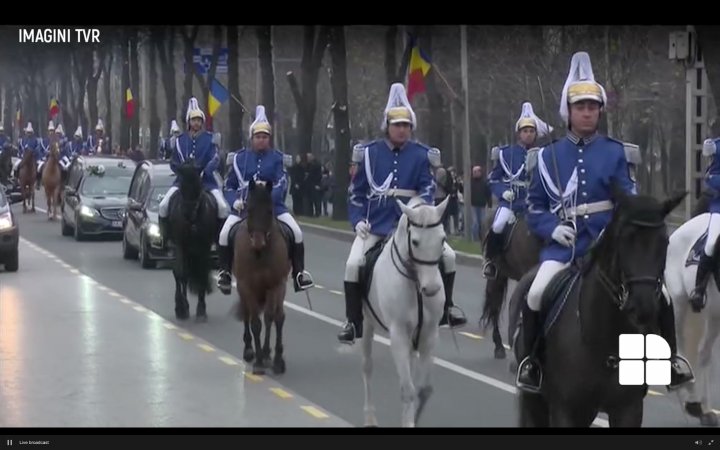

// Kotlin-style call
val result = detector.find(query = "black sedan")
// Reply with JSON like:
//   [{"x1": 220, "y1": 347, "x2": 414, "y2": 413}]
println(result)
[
  {"x1": 123, "y1": 184, "x2": 172, "y2": 268},
  {"x1": 61, "y1": 157, "x2": 135, "y2": 241},
  {"x1": 0, "y1": 186, "x2": 20, "y2": 271}
]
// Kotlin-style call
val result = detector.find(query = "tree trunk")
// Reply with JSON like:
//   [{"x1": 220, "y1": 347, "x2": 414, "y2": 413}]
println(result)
[
  {"x1": 286, "y1": 26, "x2": 328, "y2": 159},
  {"x1": 155, "y1": 26, "x2": 178, "y2": 129},
  {"x1": 696, "y1": 26, "x2": 720, "y2": 135},
  {"x1": 130, "y1": 28, "x2": 140, "y2": 149},
  {"x1": 227, "y1": 25, "x2": 244, "y2": 149},
  {"x1": 181, "y1": 25, "x2": 200, "y2": 125},
  {"x1": 149, "y1": 32, "x2": 160, "y2": 159},
  {"x1": 87, "y1": 49, "x2": 103, "y2": 138},
  {"x1": 2, "y1": 82, "x2": 11, "y2": 137},
  {"x1": 120, "y1": 31, "x2": 131, "y2": 152},
  {"x1": 421, "y1": 27, "x2": 444, "y2": 148},
  {"x1": 328, "y1": 26, "x2": 351, "y2": 222},
  {"x1": 257, "y1": 26, "x2": 276, "y2": 126},
  {"x1": 104, "y1": 48, "x2": 114, "y2": 146},
  {"x1": 385, "y1": 26, "x2": 398, "y2": 86}
]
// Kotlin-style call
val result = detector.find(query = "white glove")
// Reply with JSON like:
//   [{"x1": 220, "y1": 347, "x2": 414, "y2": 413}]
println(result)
[
  {"x1": 551, "y1": 224, "x2": 576, "y2": 247},
  {"x1": 232, "y1": 199, "x2": 244, "y2": 212},
  {"x1": 502, "y1": 190, "x2": 515, "y2": 202},
  {"x1": 355, "y1": 220, "x2": 370, "y2": 239}
]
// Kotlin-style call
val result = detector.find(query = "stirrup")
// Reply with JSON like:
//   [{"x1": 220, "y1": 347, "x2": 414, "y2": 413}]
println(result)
[
  {"x1": 338, "y1": 321, "x2": 357, "y2": 345},
  {"x1": 516, "y1": 356, "x2": 543, "y2": 394},
  {"x1": 217, "y1": 271, "x2": 232, "y2": 294},
  {"x1": 668, "y1": 354, "x2": 695, "y2": 391},
  {"x1": 441, "y1": 304, "x2": 467, "y2": 328},
  {"x1": 296, "y1": 270, "x2": 314, "y2": 289}
]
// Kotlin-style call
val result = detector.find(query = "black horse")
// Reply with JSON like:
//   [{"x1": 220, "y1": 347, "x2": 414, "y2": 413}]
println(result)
[
  {"x1": 167, "y1": 162, "x2": 218, "y2": 322},
  {"x1": 509, "y1": 186, "x2": 686, "y2": 427}
]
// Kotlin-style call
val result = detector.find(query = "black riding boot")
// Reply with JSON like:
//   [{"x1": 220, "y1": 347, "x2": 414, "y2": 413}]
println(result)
[
  {"x1": 659, "y1": 298, "x2": 695, "y2": 390},
  {"x1": 338, "y1": 281, "x2": 363, "y2": 344},
  {"x1": 217, "y1": 245, "x2": 233, "y2": 295},
  {"x1": 158, "y1": 216, "x2": 170, "y2": 249},
  {"x1": 690, "y1": 253, "x2": 715, "y2": 312},
  {"x1": 36, "y1": 166, "x2": 42, "y2": 190},
  {"x1": 439, "y1": 272, "x2": 467, "y2": 327},
  {"x1": 482, "y1": 230, "x2": 504, "y2": 279},
  {"x1": 516, "y1": 303, "x2": 543, "y2": 393},
  {"x1": 291, "y1": 242, "x2": 314, "y2": 292}
]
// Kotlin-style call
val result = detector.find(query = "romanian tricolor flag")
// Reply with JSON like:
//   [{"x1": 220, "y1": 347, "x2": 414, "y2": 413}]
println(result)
[
  {"x1": 49, "y1": 98, "x2": 59, "y2": 119},
  {"x1": 406, "y1": 38, "x2": 432, "y2": 103},
  {"x1": 126, "y1": 88, "x2": 135, "y2": 119}
]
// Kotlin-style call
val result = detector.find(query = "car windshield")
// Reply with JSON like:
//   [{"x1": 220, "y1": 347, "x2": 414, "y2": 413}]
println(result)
[
  {"x1": 0, "y1": 190, "x2": 7, "y2": 208},
  {"x1": 81, "y1": 165, "x2": 134, "y2": 196},
  {"x1": 147, "y1": 186, "x2": 172, "y2": 212}
]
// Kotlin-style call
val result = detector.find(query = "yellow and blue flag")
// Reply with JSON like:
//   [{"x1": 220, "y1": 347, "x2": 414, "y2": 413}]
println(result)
[{"x1": 208, "y1": 78, "x2": 229, "y2": 117}]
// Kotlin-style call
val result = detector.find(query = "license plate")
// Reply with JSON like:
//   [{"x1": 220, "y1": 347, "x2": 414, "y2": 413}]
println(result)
[
  {"x1": 211, "y1": 244, "x2": 217, "y2": 251},
  {"x1": 112, "y1": 221, "x2": 122, "y2": 228}
]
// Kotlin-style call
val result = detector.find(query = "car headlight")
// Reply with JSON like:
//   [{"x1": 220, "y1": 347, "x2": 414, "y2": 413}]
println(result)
[
  {"x1": 147, "y1": 223, "x2": 160, "y2": 238},
  {"x1": 0, "y1": 212, "x2": 13, "y2": 230},
  {"x1": 80, "y1": 205, "x2": 98, "y2": 218}
]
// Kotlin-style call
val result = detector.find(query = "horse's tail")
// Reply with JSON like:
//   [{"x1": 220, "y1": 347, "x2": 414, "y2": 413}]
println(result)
[{"x1": 480, "y1": 275, "x2": 508, "y2": 332}]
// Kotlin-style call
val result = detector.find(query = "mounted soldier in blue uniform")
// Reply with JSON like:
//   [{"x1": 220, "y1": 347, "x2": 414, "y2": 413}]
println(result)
[
  {"x1": 36, "y1": 120, "x2": 55, "y2": 190},
  {"x1": 690, "y1": 137, "x2": 720, "y2": 311},
  {"x1": 515, "y1": 51, "x2": 694, "y2": 393},
  {"x1": 13, "y1": 122, "x2": 40, "y2": 178},
  {"x1": 0, "y1": 124, "x2": 8, "y2": 149},
  {"x1": 160, "y1": 120, "x2": 181, "y2": 160},
  {"x1": 216, "y1": 105, "x2": 314, "y2": 294},
  {"x1": 68, "y1": 126, "x2": 85, "y2": 161},
  {"x1": 157, "y1": 97, "x2": 230, "y2": 247},
  {"x1": 86, "y1": 120, "x2": 108, "y2": 155},
  {"x1": 483, "y1": 102, "x2": 552, "y2": 279},
  {"x1": 337, "y1": 83, "x2": 466, "y2": 345}
]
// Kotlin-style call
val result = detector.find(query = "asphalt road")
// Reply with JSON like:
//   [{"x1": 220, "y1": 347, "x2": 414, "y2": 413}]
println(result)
[{"x1": 2, "y1": 190, "x2": 715, "y2": 428}]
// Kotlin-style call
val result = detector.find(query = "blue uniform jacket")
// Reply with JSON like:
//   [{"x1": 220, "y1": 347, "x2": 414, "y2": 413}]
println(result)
[
  {"x1": 224, "y1": 148, "x2": 288, "y2": 217},
  {"x1": 18, "y1": 137, "x2": 41, "y2": 160},
  {"x1": 37, "y1": 138, "x2": 50, "y2": 160},
  {"x1": 348, "y1": 139, "x2": 435, "y2": 237},
  {"x1": 0, "y1": 135, "x2": 8, "y2": 148},
  {"x1": 170, "y1": 131, "x2": 220, "y2": 190},
  {"x1": 489, "y1": 143, "x2": 529, "y2": 213},
  {"x1": 705, "y1": 138, "x2": 720, "y2": 213},
  {"x1": 527, "y1": 133, "x2": 635, "y2": 263}
]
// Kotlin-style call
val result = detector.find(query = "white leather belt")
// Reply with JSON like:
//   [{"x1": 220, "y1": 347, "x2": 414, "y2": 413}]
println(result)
[
  {"x1": 510, "y1": 181, "x2": 528, "y2": 188},
  {"x1": 386, "y1": 189, "x2": 417, "y2": 197},
  {"x1": 560, "y1": 200, "x2": 613, "y2": 219}
]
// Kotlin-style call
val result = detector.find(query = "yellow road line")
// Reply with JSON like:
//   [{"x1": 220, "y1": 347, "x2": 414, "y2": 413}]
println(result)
[
  {"x1": 648, "y1": 390, "x2": 663, "y2": 396},
  {"x1": 270, "y1": 388, "x2": 293, "y2": 399},
  {"x1": 197, "y1": 343, "x2": 216, "y2": 352},
  {"x1": 108, "y1": 291, "x2": 121, "y2": 297},
  {"x1": 329, "y1": 290, "x2": 343, "y2": 295},
  {"x1": 219, "y1": 356, "x2": 239, "y2": 366},
  {"x1": 315, "y1": 284, "x2": 325, "y2": 289},
  {"x1": 301, "y1": 406, "x2": 329, "y2": 419},
  {"x1": 178, "y1": 332, "x2": 194, "y2": 341},
  {"x1": 119, "y1": 298, "x2": 131, "y2": 304},
  {"x1": 163, "y1": 323, "x2": 177, "y2": 330},
  {"x1": 133, "y1": 305, "x2": 147, "y2": 312},
  {"x1": 244, "y1": 373, "x2": 263, "y2": 382},
  {"x1": 459, "y1": 332, "x2": 483, "y2": 340}
]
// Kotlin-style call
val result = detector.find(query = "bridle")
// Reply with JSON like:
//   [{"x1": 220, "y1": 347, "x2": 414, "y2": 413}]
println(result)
[
  {"x1": 390, "y1": 210, "x2": 445, "y2": 284},
  {"x1": 596, "y1": 216, "x2": 666, "y2": 310}
]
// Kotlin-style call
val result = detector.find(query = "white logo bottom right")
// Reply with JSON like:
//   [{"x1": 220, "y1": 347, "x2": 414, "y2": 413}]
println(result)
[{"x1": 618, "y1": 333, "x2": 671, "y2": 386}]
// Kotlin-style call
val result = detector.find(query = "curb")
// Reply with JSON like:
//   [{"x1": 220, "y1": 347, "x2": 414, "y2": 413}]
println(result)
[{"x1": 298, "y1": 221, "x2": 485, "y2": 268}]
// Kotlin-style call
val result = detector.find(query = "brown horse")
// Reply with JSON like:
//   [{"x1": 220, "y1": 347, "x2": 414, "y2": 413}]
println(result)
[
  {"x1": 480, "y1": 208, "x2": 543, "y2": 359},
  {"x1": 18, "y1": 149, "x2": 37, "y2": 213},
  {"x1": 232, "y1": 179, "x2": 291, "y2": 375},
  {"x1": 42, "y1": 142, "x2": 62, "y2": 220}
]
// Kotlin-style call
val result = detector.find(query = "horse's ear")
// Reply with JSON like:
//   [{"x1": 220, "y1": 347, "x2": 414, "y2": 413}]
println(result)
[
  {"x1": 661, "y1": 190, "x2": 687, "y2": 218},
  {"x1": 435, "y1": 195, "x2": 450, "y2": 219},
  {"x1": 397, "y1": 199, "x2": 412, "y2": 218}
]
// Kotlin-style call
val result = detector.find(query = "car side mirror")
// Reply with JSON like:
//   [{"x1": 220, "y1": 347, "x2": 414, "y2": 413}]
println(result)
[{"x1": 127, "y1": 199, "x2": 143, "y2": 212}]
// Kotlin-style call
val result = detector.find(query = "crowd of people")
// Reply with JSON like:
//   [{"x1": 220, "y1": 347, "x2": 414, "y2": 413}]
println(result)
[{"x1": 287, "y1": 153, "x2": 335, "y2": 218}]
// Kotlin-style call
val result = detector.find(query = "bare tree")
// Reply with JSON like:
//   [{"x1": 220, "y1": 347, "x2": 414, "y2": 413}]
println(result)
[
  {"x1": 227, "y1": 25, "x2": 245, "y2": 149},
  {"x1": 257, "y1": 26, "x2": 276, "y2": 126},
  {"x1": 149, "y1": 30, "x2": 160, "y2": 159},
  {"x1": 130, "y1": 28, "x2": 140, "y2": 148},
  {"x1": 327, "y1": 26, "x2": 351, "y2": 221},
  {"x1": 155, "y1": 26, "x2": 178, "y2": 126}
]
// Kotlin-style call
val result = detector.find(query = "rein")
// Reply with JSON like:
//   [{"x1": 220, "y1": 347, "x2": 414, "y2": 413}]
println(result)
[{"x1": 595, "y1": 216, "x2": 666, "y2": 310}]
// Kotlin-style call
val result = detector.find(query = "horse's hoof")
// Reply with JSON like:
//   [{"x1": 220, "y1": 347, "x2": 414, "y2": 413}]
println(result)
[
  {"x1": 195, "y1": 314, "x2": 208, "y2": 323},
  {"x1": 494, "y1": 346, "x2": 507, "y2": 359},
  {"x1": 175, "y1": 309, "x2": 190, "y2": 321},
  {"x1": 272, "y1": 357, "x2": 286, "y2": 375},
  {"x1": 243, "y1": 348, "x2": 255, "y2": 362},
  {"x1": 686, "y1": 402, "x2": 704, "y2": 418},
  {"x1": 701, "y1": 412, "x2": 719, "y2": 427},
  {"x1": 252, "y1": 361, "x2": 266, "y2": 375}
]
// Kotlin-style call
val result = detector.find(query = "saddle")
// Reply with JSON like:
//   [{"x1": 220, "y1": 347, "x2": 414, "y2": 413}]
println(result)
[
  {"x1": 359, "y1": 237, "x2": 392, "y2": 300},
  {"x1": 540, "y1": 265, "x2": 582, "y2": 336},
  {"x1": 502, "y1": 219, "x2": 519, "y2": 251},
  {"x1": 686, "y1": 230, "x2": 709, "y2": 267}
]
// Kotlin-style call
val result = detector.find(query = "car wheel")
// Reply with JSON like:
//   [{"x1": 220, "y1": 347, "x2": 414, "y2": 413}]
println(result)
[
  {"x1": 122, "y1": 230, "x2": 138, "y2": 260},
  {"x1": 139, "y1": 234, "x2": 155, "y2": 269},
  {"x1": 4, "y1": 248, "x2": 18, "y2": 272},
  {"x1": 74, "y1": 214, "x2": 85, "y2": 241},
  {"x1": 61, "y1": 213, "x2": 73, "y2": 236}
]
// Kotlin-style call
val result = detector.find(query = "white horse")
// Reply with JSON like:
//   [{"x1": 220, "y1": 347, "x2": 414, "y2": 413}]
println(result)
[
  {"x1": 664, "y1": 212, "x2": 720, "y2": 427},
  {"x1": 361, "y1": 196, "x2": 449, "y2": 427}
]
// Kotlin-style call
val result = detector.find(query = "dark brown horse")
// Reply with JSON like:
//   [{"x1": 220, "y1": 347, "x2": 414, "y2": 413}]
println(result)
[
  {"x1": 480, "y1": 208, "x2": 542, "y2": 358},
  {"x1": 232, "y1": 179, "x2": 291, "y2": 375},
  {"x1": 42, "y1": 142, "x2": 62, "y2": 220},
  {"x1": 18, "y1": 149, "x2": 36, "y2": 213}
]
